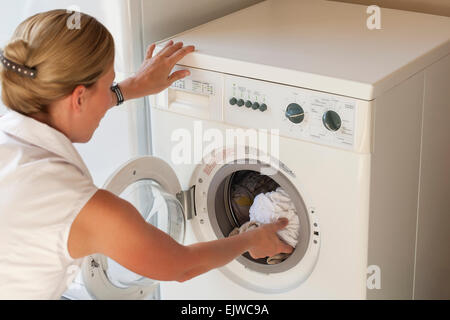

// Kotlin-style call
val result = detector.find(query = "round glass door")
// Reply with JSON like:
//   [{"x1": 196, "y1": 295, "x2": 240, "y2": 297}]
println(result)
[
  {"x1": 105, "y1": 180, "x2": 185, "y2": 288},
  {"x1": 82, "y1": 156, "x2": 186, "y2": 300}
]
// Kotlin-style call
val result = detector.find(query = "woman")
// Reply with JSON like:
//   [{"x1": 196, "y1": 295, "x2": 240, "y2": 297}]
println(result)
[{"x1": 0, "y1": 10, "x2": 293, "y2": 300}]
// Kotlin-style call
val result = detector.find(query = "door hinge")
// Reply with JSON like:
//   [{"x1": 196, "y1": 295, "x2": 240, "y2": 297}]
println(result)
[{"x1": 176, "y1": 185, "x2": 196, "y2": 220}]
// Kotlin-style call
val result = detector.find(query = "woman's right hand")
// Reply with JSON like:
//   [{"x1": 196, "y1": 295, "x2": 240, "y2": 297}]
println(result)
[
  {"x1": 247, "y1": 218, "x2": 294, "y2": 259},
  {"x1": 120, "y1": 41, "x2": 195, "y2": 100}
]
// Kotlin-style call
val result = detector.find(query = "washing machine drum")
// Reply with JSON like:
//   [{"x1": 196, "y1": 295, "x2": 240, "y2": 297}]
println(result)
[
  {"x1": 225, "y1": 170, "x2": 296, "y2": 265},
  {"x1": 227, "y1": 170, "x2": 280, "y2": 228},
  {"x1": 204, "y1": 163, "x2": 312, "y2": 269},
  {"x1": 193, "y1": 161, "x2": 320, "y2": 293}
]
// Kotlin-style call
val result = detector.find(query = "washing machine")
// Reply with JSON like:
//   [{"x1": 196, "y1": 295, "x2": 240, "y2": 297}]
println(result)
[{"x1": 68, "y1": 0, "x2": 450, "y2": 300}]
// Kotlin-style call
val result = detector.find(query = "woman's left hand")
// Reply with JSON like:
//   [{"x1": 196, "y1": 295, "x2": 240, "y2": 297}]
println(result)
[{"x1": 121, "y1": 40, "x2": 195, "y2": 100}]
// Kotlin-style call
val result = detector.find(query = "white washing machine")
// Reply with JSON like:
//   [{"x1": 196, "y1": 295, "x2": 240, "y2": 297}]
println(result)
[{"x1": 68, "y1": 0, "x2": 450, "y2": 299}]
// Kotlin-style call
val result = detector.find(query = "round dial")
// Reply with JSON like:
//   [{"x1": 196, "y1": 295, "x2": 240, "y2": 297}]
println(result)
[
  {"x1": 285, "y1": 103, "x2": 305, "y2": 124},
  {"x1": 237, "y1": 99, "x2": 245, "y2": 107},
  {"x1": 323, "y1": 110, "x2": 342, "y2": 131}
]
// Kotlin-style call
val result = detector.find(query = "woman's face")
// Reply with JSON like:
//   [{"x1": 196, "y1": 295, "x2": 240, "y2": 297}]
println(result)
[{"x1": 75, "y1": 64, "x2": 116, "y2": 143}]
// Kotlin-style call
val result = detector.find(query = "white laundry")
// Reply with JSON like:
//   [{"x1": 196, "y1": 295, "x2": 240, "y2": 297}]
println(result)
[{"x1": 249, "y1": 187, "x2": 300, "y2": 248}]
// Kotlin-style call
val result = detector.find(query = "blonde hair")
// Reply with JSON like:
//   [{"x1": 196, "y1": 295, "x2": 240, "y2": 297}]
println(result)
[{"x1": 0, "y1": 10, "x2": 115, "y2": 115}]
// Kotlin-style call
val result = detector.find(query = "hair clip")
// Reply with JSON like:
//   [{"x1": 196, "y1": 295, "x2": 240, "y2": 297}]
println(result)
[{"x1": 0, "y1": 50, "x2": 37, "y2": 79}]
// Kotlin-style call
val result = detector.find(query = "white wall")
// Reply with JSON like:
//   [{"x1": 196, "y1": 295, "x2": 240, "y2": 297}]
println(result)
[
  {"x1": 0, "y1": 5, "x2": 23, "y2": 116},
  {"x1": 141, "y1": 0, "x2": 264, "y2": 44}
]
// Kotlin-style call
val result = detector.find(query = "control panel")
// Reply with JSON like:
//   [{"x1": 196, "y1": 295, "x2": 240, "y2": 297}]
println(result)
[
  {"x1": 224, "y1": 74, "x2": 357, "y2": 150},
  {"x1": 155, "y1": 66, "x2": 364, "y2": 151}
]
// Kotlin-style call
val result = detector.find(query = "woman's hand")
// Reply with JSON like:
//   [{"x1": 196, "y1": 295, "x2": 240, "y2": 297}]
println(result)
[
  {"x1": 247, "y1": 218, "x2": 294, "y2": 259},
  {"x1": 120, "y1": 40, "x2": 195, "y2": 100}
]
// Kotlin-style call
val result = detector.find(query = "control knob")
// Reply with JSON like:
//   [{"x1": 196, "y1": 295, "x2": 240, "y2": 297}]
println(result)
[
  {"x1": 322, "y1": 110, "x2": 342, "y2": 131},
  {"x1": 285, "y1": 103, "x2": 305, "y2": 124}
]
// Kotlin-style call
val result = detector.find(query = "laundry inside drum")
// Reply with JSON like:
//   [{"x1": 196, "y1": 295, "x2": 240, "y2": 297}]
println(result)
[{"x1": 222, "y1": 170, "x2": 296, "y2": 265}]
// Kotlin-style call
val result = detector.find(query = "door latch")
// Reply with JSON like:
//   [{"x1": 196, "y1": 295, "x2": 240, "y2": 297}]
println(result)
[{"x1": 176, "y1": 185, "x2": 196, "y2": 220}]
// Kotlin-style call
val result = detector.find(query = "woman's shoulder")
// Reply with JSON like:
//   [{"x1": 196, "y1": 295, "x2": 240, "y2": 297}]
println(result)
[
  {"x1": 0, "y1": 134, "x2": 97, "y2": 212},
  {"x1": 1, "y1": 125, "x2": 92, "y2": 180},
  {"x1": 0, "y1": 150, "x2": 98, "y2": 234}
]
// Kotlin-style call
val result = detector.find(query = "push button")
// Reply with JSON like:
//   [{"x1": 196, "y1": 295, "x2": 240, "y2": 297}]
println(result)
[{"x1": 231, "y1": 97, "x2": 268, "y2": 112}]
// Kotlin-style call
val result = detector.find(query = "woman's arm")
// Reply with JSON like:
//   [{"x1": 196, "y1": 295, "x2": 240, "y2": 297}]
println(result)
[{"x1": 68, "y1": 190, "x2": 292, "y2": 282}]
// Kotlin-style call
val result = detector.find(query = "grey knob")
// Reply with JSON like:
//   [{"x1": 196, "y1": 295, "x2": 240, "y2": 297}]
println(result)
[
  {"x1": 259, "y1": 104, "x2": 267, "y2": 112},
  {"x1": 323, "y1": 110, "x2": 342, "y2": 131},
  {"x1": 285, "y1": 103, "x2": 305, "y2": 124},
  {"x1": 237, "y1": 99, "x2": 245, "y2": 107},
  {"x1": 245, "y1": 100, "x2": 253, "y2": 108},
  {"x1": 229, "y1": 97, "x2": 237, "y2": 105},
  {"x1": 252, "y1": 102, "x2": 260, "y2": 110}
]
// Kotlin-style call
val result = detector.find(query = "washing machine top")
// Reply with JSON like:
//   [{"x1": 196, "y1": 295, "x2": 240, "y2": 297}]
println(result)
[{"x1": 156, "y1": 0, "x2": 450, "y2": 100}]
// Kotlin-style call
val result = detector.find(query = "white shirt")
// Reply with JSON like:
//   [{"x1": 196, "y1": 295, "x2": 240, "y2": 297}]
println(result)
[{"x1": 0, "y1": 110, "x2": 98, "y2": 300}]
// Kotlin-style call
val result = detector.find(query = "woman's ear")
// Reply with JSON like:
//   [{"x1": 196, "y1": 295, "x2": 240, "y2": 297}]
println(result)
[{"x1": 71, "y1": 85, "x2": 87, "y2": 113}]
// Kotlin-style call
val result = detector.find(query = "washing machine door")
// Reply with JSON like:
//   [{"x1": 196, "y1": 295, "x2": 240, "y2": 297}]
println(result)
[{"x1": 81, "y1": 157, "x2": 186, "y2": 300}]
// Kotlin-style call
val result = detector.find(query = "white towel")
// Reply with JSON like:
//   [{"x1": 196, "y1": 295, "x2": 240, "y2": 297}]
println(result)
[{"x1": 249, "y1": 187, "x2": 300, "y2": 248}]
